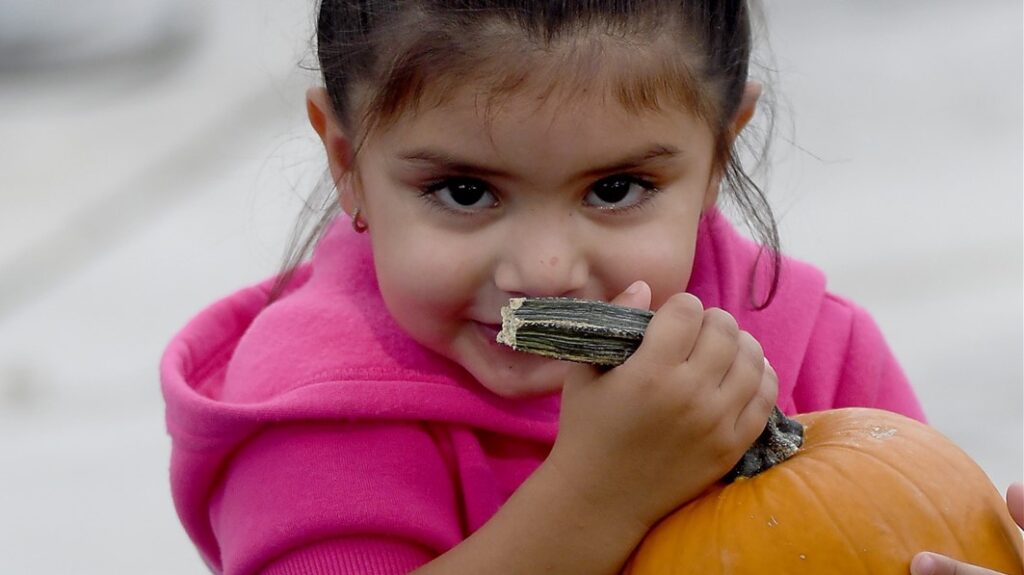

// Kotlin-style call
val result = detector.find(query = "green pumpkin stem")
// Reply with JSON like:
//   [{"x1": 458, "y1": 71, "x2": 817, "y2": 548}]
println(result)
[{"x1": 498, "y1": 297, "x2": 805, "y2": 482}]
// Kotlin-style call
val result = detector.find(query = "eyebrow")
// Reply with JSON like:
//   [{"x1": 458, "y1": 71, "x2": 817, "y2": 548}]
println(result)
[
  {"x1": 398, "y1": 149, "x2": 509, "y2": 178},
  {"x1": 396, "y1": 144, "x2": 682, "y2": 180},
  {"x1": 579, "y1": 144, "x2": 682, "y2": 178}
]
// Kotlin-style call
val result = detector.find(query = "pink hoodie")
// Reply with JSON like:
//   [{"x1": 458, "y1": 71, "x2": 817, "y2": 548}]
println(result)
[{"x1": 160, "y1": 209, "x2": 924, "y2": 574}]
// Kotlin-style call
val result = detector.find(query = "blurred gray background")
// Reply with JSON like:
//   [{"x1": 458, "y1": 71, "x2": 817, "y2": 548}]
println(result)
[{"x1": 0, "y1": 1, "x2": 1020, "y2": 573}]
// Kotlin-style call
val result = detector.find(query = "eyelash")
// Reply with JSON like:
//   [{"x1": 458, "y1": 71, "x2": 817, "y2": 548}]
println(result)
[
  {"x1": 417, "y1": 174, "x2": 661, "y2": 216},
  {"x1": 418, "y1": 178, "x2": 495, "y2": 217},
  {"x1": 595, "y1": 175, "x2": 660, "y2": 214}
]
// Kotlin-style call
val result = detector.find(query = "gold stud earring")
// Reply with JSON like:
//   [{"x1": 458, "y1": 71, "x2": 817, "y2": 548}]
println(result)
[{"x1": 351, "y1": 207, "x2": 368, "y2": 233}]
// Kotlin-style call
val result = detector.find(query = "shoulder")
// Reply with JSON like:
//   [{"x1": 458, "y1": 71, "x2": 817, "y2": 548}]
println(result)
[
  {"x1": 805, "y1": 292, "x2": 893, "y2": 378},
  {"x1": 687, "y1": 210, "x2": 924, "y2": 419},
  {"x1": 794, "y1": 293, "x2": 925, "y2": 420},
  {"x1": 811, "y1": 292, "x2": 874, "y2": 352}
]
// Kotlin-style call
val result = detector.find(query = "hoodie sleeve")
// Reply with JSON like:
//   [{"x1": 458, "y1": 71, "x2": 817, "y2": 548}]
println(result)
[
  {"x1": 209, "y1": 421, "x2": 462, "y2": 575},
  {"x1": 792, "y1": 293, "x2": 926, "y2": 422}
]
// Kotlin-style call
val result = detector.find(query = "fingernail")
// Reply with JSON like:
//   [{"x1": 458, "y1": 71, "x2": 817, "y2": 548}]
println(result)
[
  {"x1": 763, "y1": 357, "x2": 773, "y2": 370},
  {"x1": 625, "y1": 280, "x2": 645, "y2": 295},
  {"x1": 911, "y1": 553, "x2": 935, "y2": 575}
]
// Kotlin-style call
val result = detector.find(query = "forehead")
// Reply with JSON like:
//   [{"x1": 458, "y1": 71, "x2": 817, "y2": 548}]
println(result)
[
  {"x1": 366, "y1": 62, "x2": 718, "y2": 185},
  {"x1": 364, "y1": 32, "x2": 718, "y2": 141},
  {"x1": 381, "y1": 84, "x2": 708, "y2": 156}
]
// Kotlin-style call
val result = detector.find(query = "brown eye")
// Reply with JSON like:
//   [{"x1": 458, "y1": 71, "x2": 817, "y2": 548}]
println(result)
[
  {"x1": 425, "y1": 178, "x2": 498, "y2": 212},
  {"x1": 448, "y1": 181, "x2": 489, "y2": 206},
  {"x1": 586, "y1": 176, "x2": 656, "y2": 210}
]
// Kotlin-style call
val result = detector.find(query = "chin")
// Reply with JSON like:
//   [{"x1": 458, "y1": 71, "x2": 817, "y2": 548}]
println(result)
[
  {"x1": 444, "y1": 324, "x2": 572, "y2": 398},
  {"x1": 470, "y1": 361, "x2": 569, "y2": 399}
]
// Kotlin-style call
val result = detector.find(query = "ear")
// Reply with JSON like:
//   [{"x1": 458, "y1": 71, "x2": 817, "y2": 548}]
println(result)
[
  {"x1": 306, "y1": 87, "x2": 359, "y2": 216},
  {"x1": 731, "y1": 81, "x2": 762, "y2": 137},
  {"x1": 703, "y1": 81, "x2": 762, "y2": 210}
]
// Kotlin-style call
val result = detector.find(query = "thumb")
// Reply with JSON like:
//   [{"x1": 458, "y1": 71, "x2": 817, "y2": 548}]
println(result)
[
  {"x1": 910, "y1": 552, "x2": 1003, "y2": 575},
  {"x1": 1007, "y1": 482, "x2": 1023, "y2": 529},
  {"x1": 564, "y1": 280, "x2": 651, "y2": 389},
  {"x1": 610, "y1": 280, "x2": 652, "y2": 311}
]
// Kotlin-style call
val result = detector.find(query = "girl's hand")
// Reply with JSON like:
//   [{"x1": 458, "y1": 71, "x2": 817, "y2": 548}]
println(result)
[
  {"x1": 547, "y1": 281, "x2": 778, "y2": 531},
  {"x1": 910, "y1": 482, "x2": 1024, "y2": 575}
]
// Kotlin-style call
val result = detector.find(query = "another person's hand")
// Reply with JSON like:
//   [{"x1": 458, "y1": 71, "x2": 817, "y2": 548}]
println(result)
[{"x1": 910, "y1": 482, "x2": 1023, "y2": 575}]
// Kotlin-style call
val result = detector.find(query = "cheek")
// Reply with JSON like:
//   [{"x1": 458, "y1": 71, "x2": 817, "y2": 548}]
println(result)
[
  {"x1": 642, "y1": 252, "x2": 697, "y2": 310},
  {"x1": 371, "y1": 228, "x2": 485, "y2": 332},
  {"x1": 598, "y1": 221, "x2": 699, "y2": 309}
]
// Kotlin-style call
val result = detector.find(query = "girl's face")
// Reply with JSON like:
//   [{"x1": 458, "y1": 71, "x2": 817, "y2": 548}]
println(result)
[{"x1": 330, "y1": 81, "x2": 727, "y2": 398}]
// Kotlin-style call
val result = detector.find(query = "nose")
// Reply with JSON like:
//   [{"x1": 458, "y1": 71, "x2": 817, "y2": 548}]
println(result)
[{"x1": 493, "y1": 217, "x2": 588, "y2": 298}]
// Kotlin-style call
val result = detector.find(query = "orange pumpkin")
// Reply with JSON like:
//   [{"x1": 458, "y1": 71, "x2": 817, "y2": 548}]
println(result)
[{"x1": 623, "y1": 408, "x2": 1024, "y2": 575}]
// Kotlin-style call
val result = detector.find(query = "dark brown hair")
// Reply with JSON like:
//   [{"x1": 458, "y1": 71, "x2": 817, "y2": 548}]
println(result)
[{"x1": 271, "y1": 0, "x2": 780, "y2": 307}]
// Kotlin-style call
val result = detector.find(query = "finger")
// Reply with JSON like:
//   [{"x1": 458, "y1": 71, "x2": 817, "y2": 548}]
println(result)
[
  {"x1": 733, "y1": 356, "x2": 778, "y2": 440},
  {"x1": 684, "y1": 307, "x2": 740, "y2": 383},
  {"x1": 716, "y1": 329, "x2": 764, "y2": 393},
  {"x1": 1007, "y1": 482, "x2": 1024, "y2": 529},
  {"x1": 609, "y1": 280, "x2": 652, "y2": 312},
  {"x1": 713, "y1": 330, "x2": 764, "y2": 417},
  {"x1": 628, "y1": 292, "x2": 703, "y2": 368},
  {"x1": 910, "y1": 552, "x2": 1003, "y2": 575}
]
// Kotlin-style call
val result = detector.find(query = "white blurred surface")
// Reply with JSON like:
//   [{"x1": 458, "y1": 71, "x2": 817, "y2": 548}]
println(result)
[
  {"x1": 0, "y1": 1, "x2": 1020, "y2": 573},
  {"x1": 0, "y1": 0, "x2": 200, "y2": 69}
]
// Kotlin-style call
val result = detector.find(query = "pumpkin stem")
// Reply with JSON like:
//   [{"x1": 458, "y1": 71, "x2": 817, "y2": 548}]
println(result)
[
  {"x1": 724, "y1": 407, "x2": 804, "y2": 481},
  {"x1": 496, "y1": 297, "x2": 806, "y2": 481}
]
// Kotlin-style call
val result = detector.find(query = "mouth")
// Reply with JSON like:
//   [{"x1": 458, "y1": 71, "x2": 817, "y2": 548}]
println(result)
[
  {"x1": 475, "y1": 322, "x2": 503, "y2": 346},
  {"x1": 468, "y1": 320, "x2": 571, "y2": 395},
  {"x1": 475, "y1": 321, "x2": 532, "y2": 358}
]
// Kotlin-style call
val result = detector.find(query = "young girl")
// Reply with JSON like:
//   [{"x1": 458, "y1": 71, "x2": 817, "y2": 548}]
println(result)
[{"x1": 159, "y1": 2, "x2": 1019, "y2": 574}]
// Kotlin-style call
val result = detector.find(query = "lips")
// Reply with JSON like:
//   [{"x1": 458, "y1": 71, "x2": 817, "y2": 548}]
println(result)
[
  {"x1": 467, "y1": 319, "x2": 571, "y2": 396},
  {"x1": 475, "y1": 322, "x2": 502, "y2": 345},
  {"x1": 476, "y1": 321, "x2": 526, "y2": 357}
]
